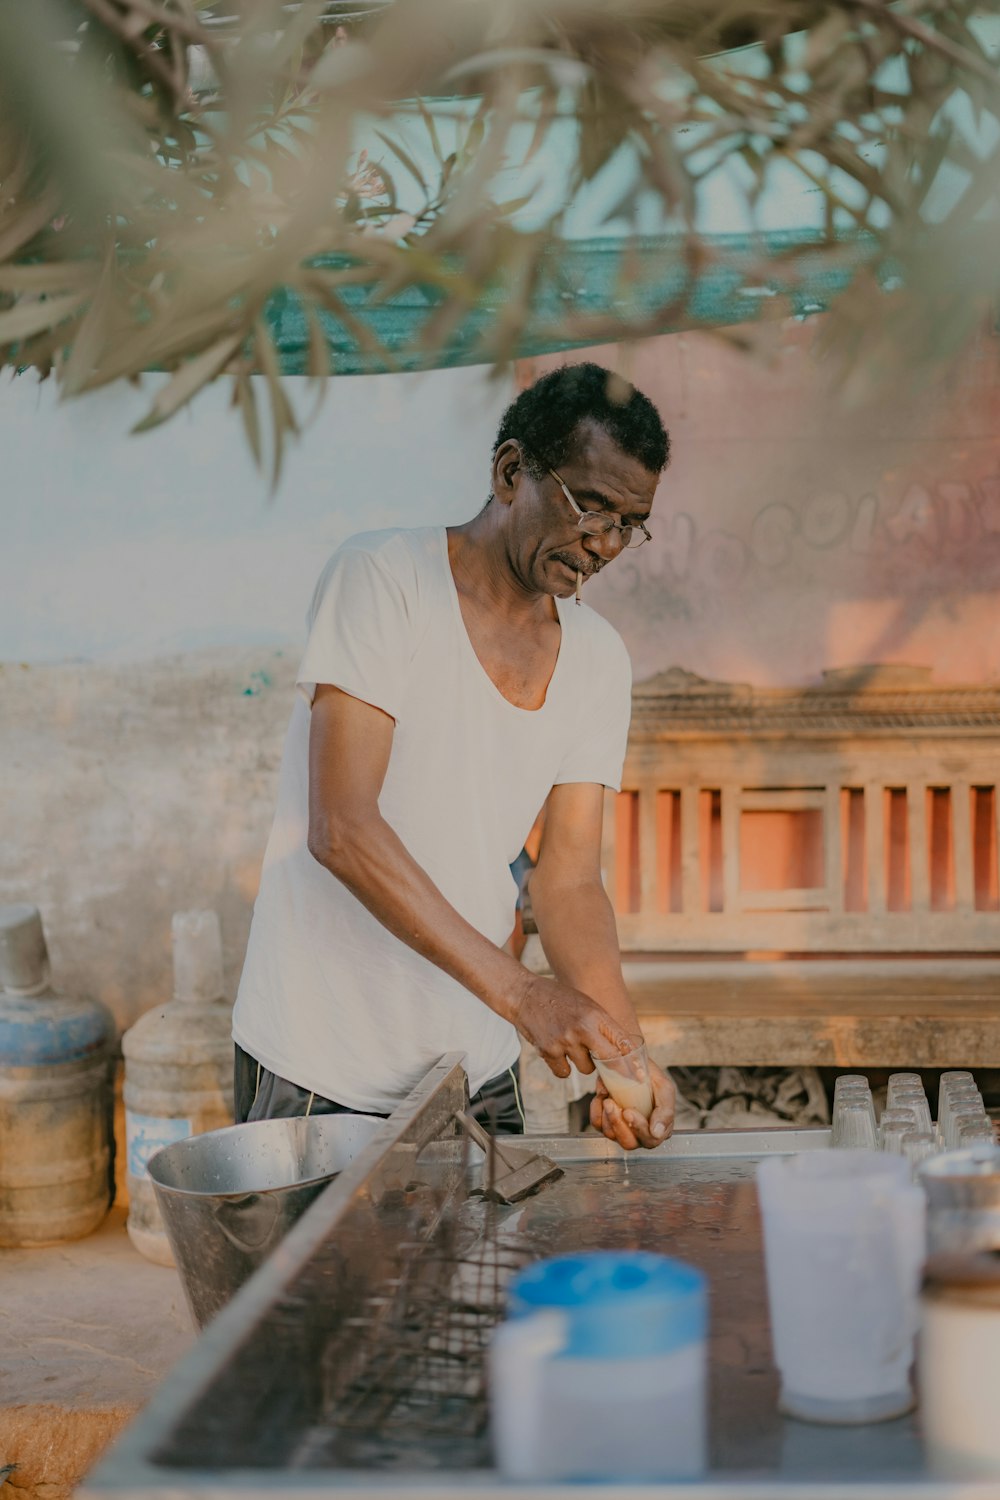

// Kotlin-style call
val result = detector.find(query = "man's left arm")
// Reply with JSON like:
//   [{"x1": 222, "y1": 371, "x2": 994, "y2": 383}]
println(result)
[{"x1": 529, "y1": 781, "x2": 675, "y2": 1150}]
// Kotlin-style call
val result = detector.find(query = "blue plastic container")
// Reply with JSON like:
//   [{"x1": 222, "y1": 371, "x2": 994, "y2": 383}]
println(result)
[
  {"x1": 491, "y1": 1250, "x2": 708, "y2": 1480},
  {"x1": 0, "y1": 905, "x2": 114, "y2": 1245}
]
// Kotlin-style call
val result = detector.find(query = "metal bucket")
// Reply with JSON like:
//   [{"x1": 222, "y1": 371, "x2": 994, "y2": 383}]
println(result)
[{"x1": 148, "y1": 1113, "x2": 384, "y2": 1327}]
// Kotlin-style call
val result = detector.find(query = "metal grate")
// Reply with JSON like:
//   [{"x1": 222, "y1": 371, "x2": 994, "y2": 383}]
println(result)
[{"x1": 313, "y1": 1126, "x2": 539, "y2": 1468}]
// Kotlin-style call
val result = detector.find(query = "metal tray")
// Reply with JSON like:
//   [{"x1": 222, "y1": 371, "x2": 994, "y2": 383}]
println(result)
[{"x1": 84, "y1": 1055, "x2": 992, "y2": 1500}]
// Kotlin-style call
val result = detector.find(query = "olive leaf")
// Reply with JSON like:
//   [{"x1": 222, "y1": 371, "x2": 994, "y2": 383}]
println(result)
[{"x1": 0, "y1": 0, "x2": 996, "y2": 482}]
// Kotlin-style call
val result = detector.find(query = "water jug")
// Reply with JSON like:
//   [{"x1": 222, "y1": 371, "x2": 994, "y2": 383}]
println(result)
[
  {"x1": 123, "y1": 910, "x2": 234, "y2": 1265},
  {"x1": 756, "y1": 1150, "x2": 925, "y2": 1424},
  {"x1": 490, "y1": 1251, "x2": 708, "y2": 1480},
  {"x1": 0, "y1": 904, "x2": 114, "y2": 1246}
]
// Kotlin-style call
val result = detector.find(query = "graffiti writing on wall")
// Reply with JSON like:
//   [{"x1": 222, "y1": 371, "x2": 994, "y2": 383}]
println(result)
[{"x1": 614, "y1": 474, "x2": 1000, "y2": 596}]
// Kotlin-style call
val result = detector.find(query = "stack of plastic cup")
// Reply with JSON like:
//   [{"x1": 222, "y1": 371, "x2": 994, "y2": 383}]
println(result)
[
  {"x1": 957, "y1": 1118, "x2": 996, "y2": 1148},
  {"x1": 946, "y1": 1099, "x2": 989, "y2": 1150},
  {"x1": 900, "y1": 1130, "x2": 938, "y2": 1177},
  {"x1": 939, "y1": 1076, "x2": 987, "y2": 1148},
  {"x1": 937, "y1": 1073, "x2": 975, "y2": 1142},
  {"x1": 832, "y1": 1082, "x2": 877, "y2": 1150},
  {"x1": 892, "y1": 1088, "x2": 933, "y2": 1137},
  {"x1": 887, "y1": 1074, "x2": 923, "y2": 1106},
  {"x1": 880, "y1": 1108, "x2": 920, "y2": 1154}
]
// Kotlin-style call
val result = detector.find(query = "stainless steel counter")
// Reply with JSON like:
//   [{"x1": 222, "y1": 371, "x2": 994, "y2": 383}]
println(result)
[{"x1": 83, "y1": 1056, "x2": 998, "y2": 1500}]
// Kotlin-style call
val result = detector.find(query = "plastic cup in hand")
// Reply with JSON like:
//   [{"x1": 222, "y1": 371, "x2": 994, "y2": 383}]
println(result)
[
  {"x1": 900, "y1": 1130, "x2": 938, "y2": 1177},
  {"x1": 832, "y1": 1098, "x2": 877, "y2": 1150},
  {"x1": 879, "y1": 1108, "x2": 919, "y2": 1153},
  {"x1": 887, "y1": 1074, "x2": 922, "y2": 1108},
  {"x1": 591, "y1": 1041, "x2": 654, "y2": 1121},
  {"x1": 891, "y1": 1089, "x2": 933, "y2": 1136}
]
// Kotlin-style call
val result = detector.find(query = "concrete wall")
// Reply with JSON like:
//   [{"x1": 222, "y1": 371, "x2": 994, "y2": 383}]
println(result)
[
  {"x1": 530, "y1": 320, "x2": 1000, "y2": 687},
  {"x1": 1, "y1": 368, "x2": 512, "y2": 1029}
]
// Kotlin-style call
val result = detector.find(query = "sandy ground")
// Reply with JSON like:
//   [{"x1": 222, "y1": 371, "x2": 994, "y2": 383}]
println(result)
[{"x1": 0, "y1": 1207, "x2": 194, "y2": 1500}]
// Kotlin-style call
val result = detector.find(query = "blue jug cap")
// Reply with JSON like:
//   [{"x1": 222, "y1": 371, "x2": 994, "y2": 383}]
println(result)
[
  {"x1": 0, "y1": 992, "x2": 114, "y2": 1066},
  {"x1": 507, "y1": 1251, "x2": 706, "y2": 1358}
]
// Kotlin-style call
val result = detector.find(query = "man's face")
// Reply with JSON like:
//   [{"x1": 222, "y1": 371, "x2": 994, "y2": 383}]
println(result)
[{"x1": 495, "y1": 420, "x2": 659, "y2": 600}]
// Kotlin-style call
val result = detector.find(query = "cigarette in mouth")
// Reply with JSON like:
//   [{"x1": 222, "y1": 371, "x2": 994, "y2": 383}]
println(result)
[{"x1": 575, "y1": 570, "x2": 583, "y2": 606}]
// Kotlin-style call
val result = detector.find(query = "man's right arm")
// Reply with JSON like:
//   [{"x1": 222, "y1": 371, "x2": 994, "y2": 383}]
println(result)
[{"x1": 306, "y1": 682, "x2": 633, "y2": 1079}]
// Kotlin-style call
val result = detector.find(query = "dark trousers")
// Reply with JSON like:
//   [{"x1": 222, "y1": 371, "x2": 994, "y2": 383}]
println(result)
[{"x1": 234, "y1": 1043, "x2": 525, "y2": 1135}]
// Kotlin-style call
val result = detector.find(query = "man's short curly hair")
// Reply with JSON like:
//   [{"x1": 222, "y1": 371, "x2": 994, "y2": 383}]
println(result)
[{"x1": 492, "y1": 362, "x2": 670, "y2": 479}]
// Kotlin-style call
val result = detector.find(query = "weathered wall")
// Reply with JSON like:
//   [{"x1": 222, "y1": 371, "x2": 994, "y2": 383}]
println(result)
[
  {"x1": 2, "y1": 650, "x2": 294, "y2": 1029},
  {"x1": 529, "y1": 319, "x2": 1000, "y2": 687},
  {"x1": 1, "y1": 366, "x2": 512, "y2": 1030}
]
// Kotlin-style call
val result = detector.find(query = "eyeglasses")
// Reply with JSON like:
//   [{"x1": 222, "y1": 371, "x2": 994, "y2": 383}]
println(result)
[{"x1": 549, "y1": 469, "x2": 652, "y2": 549}]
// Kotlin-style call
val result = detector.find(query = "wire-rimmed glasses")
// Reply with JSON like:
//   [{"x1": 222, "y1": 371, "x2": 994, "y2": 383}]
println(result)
[{"x1": 549, "y1": 469, "x2": 652, "y2": 549}]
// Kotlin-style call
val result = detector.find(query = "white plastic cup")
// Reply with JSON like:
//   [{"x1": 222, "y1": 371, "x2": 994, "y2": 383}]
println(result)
[{"x1": 757, "y1": 1151, "x2": 925, "y2": 1423}]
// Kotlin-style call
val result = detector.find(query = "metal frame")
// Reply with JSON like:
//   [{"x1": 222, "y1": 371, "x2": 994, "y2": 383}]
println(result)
[{"x1": 83, "y1": 1057, "x2": 984, "y2": 1500}]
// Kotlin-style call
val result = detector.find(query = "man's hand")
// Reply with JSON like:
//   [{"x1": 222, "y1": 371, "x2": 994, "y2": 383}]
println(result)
[
  {"x1": 510, "y1": 972, "x2": 635, "y2": 1080},
  {"x1": 590, "y1": 1060, "x2": 675, "y2": 1151}
]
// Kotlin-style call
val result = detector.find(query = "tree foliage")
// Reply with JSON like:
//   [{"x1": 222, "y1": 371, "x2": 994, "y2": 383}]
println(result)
[{"x1": 0, "y1": 0, "x2": 997, "y2": 477}]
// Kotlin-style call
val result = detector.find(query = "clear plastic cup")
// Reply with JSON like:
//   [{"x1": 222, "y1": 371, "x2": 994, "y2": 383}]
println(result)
[
  {"x1": 590, "y1": 1041, "x2": 654, "y2": 1120},
  {"x1": 939, "y1": 1082, "x2": 981, "y2": 1144},
  {"x1": 900, "y1": 1130, "x2": 938, "y2": 1176},
  {"x1": 956, "y1": 1118, "x2": 995, "y2": 1147},
  {"x1": 835, "y1": 1083, "x2": 873, "y2": 1116},
  {"x1": 833, "y1": 1087, "x2": 876, "y2": 1141},
  {"x1": 880, "y1": 1108, "x2": 920, "y2": 1154},
  {"x1": 887, "y1": 1074, "x2": 922, "y2": 1108},
  {"x1": 832, "y1": 1098, "x2": 878, "y2": 1150},
  {"x1": 946, "y1": 1102, "x2": 988, "y2": 1151},
  {"x1": 891, "y1": 1089, "x2": 933, "y2": 1136},
  {"x1": 834, "y1": 1074, "x2": 869, "y2": 1094}
]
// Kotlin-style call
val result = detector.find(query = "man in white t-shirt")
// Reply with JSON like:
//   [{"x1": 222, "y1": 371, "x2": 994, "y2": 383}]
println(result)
[{"x1": 233, "y1": 362, "x2": 675, "y2": 1149}]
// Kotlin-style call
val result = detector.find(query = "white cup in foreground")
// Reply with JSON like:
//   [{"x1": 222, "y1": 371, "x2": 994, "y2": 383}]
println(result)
[{"x1": 756, "y1": 1150, "x2": 925, "y2": 1424}]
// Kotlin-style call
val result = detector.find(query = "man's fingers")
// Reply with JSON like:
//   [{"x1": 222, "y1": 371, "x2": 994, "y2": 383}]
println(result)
[
  {"x1": 542, "y1": 1050, "x2": 572, "y2": 1080},
  {"x1": 624, "y1": 1109, "x2": 666, "y2": 1149},
  {"x1": 600, "y1": 1098, "x2": 639, "y2": 1151},
  {"x1": 565, "y1": 1041, "x2": 596, "y2": 1076},
  {"x1": 649, "y1": 1104, "x2": 675, "y2": 1143},
  {"x1": 589, "y1": 1016, "x2": 637, "y2": 1060}
]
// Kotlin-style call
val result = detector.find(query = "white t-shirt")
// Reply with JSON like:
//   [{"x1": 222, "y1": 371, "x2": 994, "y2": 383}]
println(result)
[{"x1": 232, "y1": 526, "x2": 632, "y2": 1113}]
